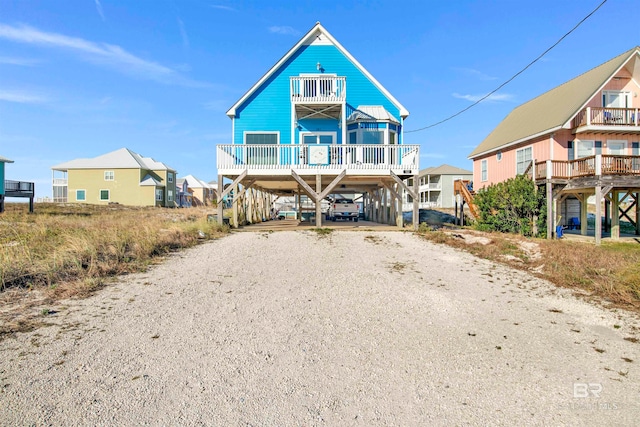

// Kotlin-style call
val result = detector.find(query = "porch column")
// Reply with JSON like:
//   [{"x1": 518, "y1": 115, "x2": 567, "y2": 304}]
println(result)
[
  {"x1": 217, "y1": 175, "x2": 224, "y2": 225},
  {"x1": 396, "y1": 184, "x2": 403, "y2": 227},
  {"x1": 604, "y1": 199, "x2": 610, "y2": 233},
  {"x1": 546, "y1": 181, "x2": 553, "y2": 239},
  {"x1": 315, "y1": 174, "x2": 322, "y2": 228},
  {"x1": 611, "y1": 190, "x2": 620, "y2": 240},
  {"x1": 595, "y1": 185, "x2": 602, "y2": 245},
  {"x1": 296, "y1": 187, "x2": 300, "y2": 221}
]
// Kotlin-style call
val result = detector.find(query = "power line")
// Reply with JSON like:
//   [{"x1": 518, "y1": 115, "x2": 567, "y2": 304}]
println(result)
[{"x1": 405, "y1": 0, "x2": 608, "y2": 134}]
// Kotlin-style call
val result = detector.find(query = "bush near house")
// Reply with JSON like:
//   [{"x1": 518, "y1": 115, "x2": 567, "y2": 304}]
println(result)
[{"x1": 474, "y1": 175, "x2": 546, "y2": 237}]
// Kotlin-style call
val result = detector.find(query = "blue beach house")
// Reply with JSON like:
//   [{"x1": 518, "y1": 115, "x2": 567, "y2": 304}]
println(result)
[
  {"x1": 216, "y1": 22, "x2": 420, "y2": 227},
  {"x1": 0, "y1": 155, "x2": 13, "y2": 212}
]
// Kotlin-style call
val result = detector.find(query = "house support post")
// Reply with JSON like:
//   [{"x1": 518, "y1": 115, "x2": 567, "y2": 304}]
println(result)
[
  {"x1": 413, "y1": 175, "x2": 419, "y2": 230},
  {"x1": 396, "y1": 184, "x2": 403, "y2": 227},
  {"x1": 454, "y1": 198, "x2": 459, "y2": 226},
  {"x1": 595, "y1": 185, "x2": 602, "y2": 245},
  {"x1": 604, "y1": 199, "x2": 611, "y2": 233},
  {"x1": 232, "y1": 183, "x2": 238, "y2": 227},
  {"x1": 0, "y1": 195, "x2": 4, "y2": 213},
  {"x1": 546, "y1": 181, "x2": 553, "y2": 239},
  {"x1": 382, "y1": 187, "x2": 388, "y2": 224},
  {"x1": 217, "y1": 175, "x2": 224, "y2": 225},
  {"x1": 579, "y1": 193, "x2": 588, "y2": 236},
  {"x1": 611, "y1": 190, "x2": 620, "y2": 240},
  {"x1": 636, "y1": 193, "x2": 640, "y2": 235},
  {"x1": 316, "y1": 174, "x2": 322, "y2": 228}
]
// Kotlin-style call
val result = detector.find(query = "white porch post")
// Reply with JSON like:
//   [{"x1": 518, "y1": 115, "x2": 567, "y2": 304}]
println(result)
[
  {"x1": 611, "y1": 190, "x2": 620, "y2": 240},
  {"x1": 217, "y1": 175, "x2": 224, "y2": 225},
  {"x1": 595, "y1": 185, "x2": 602, "y2": 245},
  {"x1": 316, "y1": 174, "x2": 322, "y2": 228}
]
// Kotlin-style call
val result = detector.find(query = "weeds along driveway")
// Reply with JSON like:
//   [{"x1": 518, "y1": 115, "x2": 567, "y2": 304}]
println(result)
[{"x1": 1, "y1": 230, "x2": 639, "y2": 426}]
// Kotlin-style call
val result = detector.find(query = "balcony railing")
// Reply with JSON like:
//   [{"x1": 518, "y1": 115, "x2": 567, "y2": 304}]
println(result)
[
  {"x1": 217, "y1": 144, "x2": 419, "y2": 171},
  {"x1": 534, "y1": 155, "x2": 640, "y2": 180},
  {"x1": 4, "y1": 180, "x2": 34, "y2": 196},
  {"x1": 573, "y1": 107, "x2": 640, "y2": 128},
  {"x1": 290, "y1": 76, "x2": 346, "y2": 103}
]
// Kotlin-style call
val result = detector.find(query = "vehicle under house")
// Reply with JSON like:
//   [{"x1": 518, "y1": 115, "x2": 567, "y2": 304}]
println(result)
[{"x1": 216, "y1": 22, "x2": 420, "y2": 228}]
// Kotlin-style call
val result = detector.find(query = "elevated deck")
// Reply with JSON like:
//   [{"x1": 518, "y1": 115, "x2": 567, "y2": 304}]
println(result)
[{"x1": 1, "y1": 180, "x2": 35, "y2": 212}]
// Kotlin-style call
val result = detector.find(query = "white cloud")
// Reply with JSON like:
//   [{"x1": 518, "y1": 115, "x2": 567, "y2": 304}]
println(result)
[
  {"x1": 211, "y1": 5, "x2": 237, "y2": 12},
  {"x1": 94, "y1": 0, "x2": 106, "y2": 21},
  {"x1": 0, "y1": 90, "x2": 47, "y2": 104},
  {"x1": 452, "y1": 92, "x2": 514, "y2": 102},
  {"x1": 268, "y1": 26, "x2": 299, "y2": 36},
  {"x1": 0, "y1": 56, "x2": 40, "y2": 66},
  {"x1": 452, "y1": 67, "x2": 497, "y2": 81},
  {"x1": 177, "y1": 18, "x2": 189, "y2": 49},
  {"x1": 0, "y1": 23, "x2": 211, "y2": 88}
]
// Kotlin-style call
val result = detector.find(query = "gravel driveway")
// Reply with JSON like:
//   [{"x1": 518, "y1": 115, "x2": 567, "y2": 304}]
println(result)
[{"x1": 1, "y1": 230, "x2": 639, "y2": 426}]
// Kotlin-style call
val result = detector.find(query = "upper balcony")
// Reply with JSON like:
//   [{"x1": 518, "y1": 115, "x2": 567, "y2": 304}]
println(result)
[
  {"x1": 572, "y1": 107, "x2": 640, "y2": 132},
  {"x1": 290, "y1": 76, "x2": 346, "y2": 104}
]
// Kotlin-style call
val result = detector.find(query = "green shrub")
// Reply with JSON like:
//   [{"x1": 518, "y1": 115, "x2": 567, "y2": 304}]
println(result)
[{"x1": 474, "y1": 175, "x2": 546, "y2": 237}]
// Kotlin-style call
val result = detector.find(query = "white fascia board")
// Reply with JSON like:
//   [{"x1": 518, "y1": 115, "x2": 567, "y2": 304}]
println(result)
[
  {"x1": 562, "y1": 49, "x2": 640, "y2": 129},
  {"x1": 226, "y1": 22, "x2": 410, "y2": 119},
  {"x1": 467, "y1": 126, "x2": 561, "y2": 160}
]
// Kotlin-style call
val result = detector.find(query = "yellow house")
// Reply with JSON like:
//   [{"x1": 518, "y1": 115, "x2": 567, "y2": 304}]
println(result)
[{"x1": 51, "y1": 148, "x2": 177, "y2": 207}]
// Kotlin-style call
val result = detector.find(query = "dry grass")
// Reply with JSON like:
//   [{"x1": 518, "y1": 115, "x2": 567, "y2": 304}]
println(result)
[
  {"x1": 416, "y1": 227, "x2": 640, "y2": 312},
  {"x1": 0, "y1": 203, "x2": 229, "y2": 336}
]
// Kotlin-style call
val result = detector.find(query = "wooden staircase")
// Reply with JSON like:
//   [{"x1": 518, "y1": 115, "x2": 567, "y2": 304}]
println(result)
[{"x1": 454, "y1": 180, "x2": 479, "y2": 219}]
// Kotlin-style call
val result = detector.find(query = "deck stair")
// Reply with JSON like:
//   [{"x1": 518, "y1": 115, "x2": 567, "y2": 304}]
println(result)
[{"x1": 454, "y1": 179, "x2": 479, "y2": 219}]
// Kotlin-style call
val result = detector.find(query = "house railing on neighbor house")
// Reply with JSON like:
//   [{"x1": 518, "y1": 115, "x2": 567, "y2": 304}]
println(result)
[
  {"x1": 216, "y1": 144, "x2": 420, "y2": 171},
  {"x1": 573, "y1": 107, "x2": 640, "y2": 127},
  {"x1": 2, "y1": 180, "x2": 35, "y2": 213},
  {"x1": 534, "y1": 154, "x2": 640, "y2": 180},
  {"x1": 424, "y1": 183, "x2": 442, "y2": 190},
  {"x1": 290, "y1": 76, "x2": 346, "y2": 103}
]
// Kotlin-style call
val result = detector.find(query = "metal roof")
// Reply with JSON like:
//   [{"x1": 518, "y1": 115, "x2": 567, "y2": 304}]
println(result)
[
  {"x1": 469, "y1": 47, "x2": 640, "y2": 159},
  {"x1": 347, "y1": 106, "x2": 400, "y2": 123},
  {"x1": 51, "y1": 147, "x2": 176, "y2": 172},
  {"x1": 419, "y1": 164, "x2": 472, "y2": 176}
]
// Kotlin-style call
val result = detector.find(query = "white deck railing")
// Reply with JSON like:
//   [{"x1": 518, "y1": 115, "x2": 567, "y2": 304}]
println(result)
[
  {"x1": 290, "y1": 76, "x2": 346, "y2": 103},
  {"x1": 217, "y1": 144, "x2": 419, "y2": 171}
]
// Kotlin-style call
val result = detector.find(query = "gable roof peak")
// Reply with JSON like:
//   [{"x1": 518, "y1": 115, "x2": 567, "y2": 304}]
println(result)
[{"x1": 226, "y1": 22, "x2": 409, "y2": 119}]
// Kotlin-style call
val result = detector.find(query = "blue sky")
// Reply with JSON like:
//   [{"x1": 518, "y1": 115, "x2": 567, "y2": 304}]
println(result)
[{"x1": 1, "y1": 0, "x2": 638, "y2": 198}]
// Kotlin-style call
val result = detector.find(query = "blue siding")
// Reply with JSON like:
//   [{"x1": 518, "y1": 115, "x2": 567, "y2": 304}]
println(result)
[{"x1": 234, "y1": 44, "x2": 403, "y2": 145}]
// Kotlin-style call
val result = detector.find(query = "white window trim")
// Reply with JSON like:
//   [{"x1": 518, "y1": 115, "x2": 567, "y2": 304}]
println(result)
[
  {"x1": 104, "y1": 170, "x2": 114, "y2": 181},
  {"x1": 481, "y1": 159, "x2": 488, "y2": 182},
  {"x1": 607, "y1": 139, "x2": 627, "y2": 154},
  {"x1": 155, "y1": 188, "x2": 164, "y2": 201},
  {"x1": 515, "y1": 145, "x2": 533, "y2": 175},
  {"x1": 99, "y1": 189, "x2": 110, "y2": 201},
  {"x1": 602, "y1": 90, "x2": 631, "y2": 108},
  {"x1": 168, "y1": 190, "x2": 174, "y2": 202},
  {"x1": 168, "y1": 173, "x2": 174, "y2": 183},
  {"x1": 76, "y1": 189, "x2": 86, "y2": 201},
  {"x1": 243, "y1": 131, "x2": 280, "y2": 144},
  {"x1": 299, "y1": 131, "x2": 337, "y2": 144},
  {"x1": 496, "y1": 151, "x2": 502, "y2": 162},
  {"x1": 576, "y1": 139, "x2": 595, "y2": 159}
]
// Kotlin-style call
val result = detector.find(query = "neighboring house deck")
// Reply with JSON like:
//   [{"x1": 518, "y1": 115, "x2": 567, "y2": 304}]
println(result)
[
  {"x1": 216, "y1": 22, "x2": 420, "y2": 228},
  {"x1": 0, "y1": 156, "x2": 35, "y2": 213},
  {"x1": 469, "y1": 46, "x2": 640, "y2": 244},
  {"x1": 51, "y1": 148, "x2": 177, "y2": 207},
  {"x1": 402, "y1": 164, "x2": 473, "y2": 210}
]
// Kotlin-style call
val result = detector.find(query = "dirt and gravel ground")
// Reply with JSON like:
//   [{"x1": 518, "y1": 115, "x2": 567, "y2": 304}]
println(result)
[{"x1": 1, "y1": 230, "x2": 639, "y2": 426}]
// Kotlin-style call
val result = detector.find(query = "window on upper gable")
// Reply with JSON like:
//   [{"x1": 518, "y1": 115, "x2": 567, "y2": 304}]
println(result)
[
  {"x1": 481, "y1": 159, "x2": 488, "y2": 182},
  {"x1": 104, "y1": 171, "x2": 114, "y2": 181}
]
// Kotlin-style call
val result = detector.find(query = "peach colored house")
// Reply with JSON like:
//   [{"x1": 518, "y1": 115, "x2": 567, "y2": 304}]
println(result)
[{"x1": 469, "y1": 46, "x2": 640, "y2": 244}]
